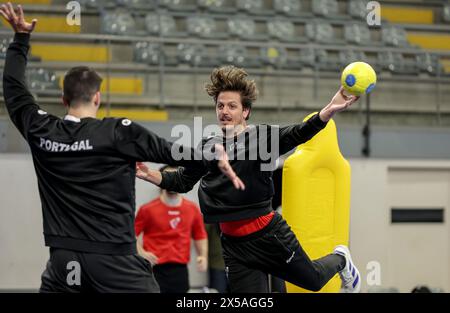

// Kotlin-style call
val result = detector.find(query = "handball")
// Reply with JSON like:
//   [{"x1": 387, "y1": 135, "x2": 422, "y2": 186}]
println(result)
[{"x1": 341, "y1": 62, "x2": 377, "y2": 96}]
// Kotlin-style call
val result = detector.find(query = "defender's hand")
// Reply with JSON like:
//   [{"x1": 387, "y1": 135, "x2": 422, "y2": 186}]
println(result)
[
  {"x1": 136, "y1": 162, "x2": 162, "y2": 186},
  {"x1": 0, "y1": 3, "x2": 37, "y2": 33}
]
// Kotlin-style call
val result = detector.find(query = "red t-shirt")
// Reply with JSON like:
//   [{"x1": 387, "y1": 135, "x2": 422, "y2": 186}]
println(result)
[
  {"x1": 135, "y1": 197, "x2": 207, "y2": 265},
  {"x1": 220, "y1": 211, "x2": 275, "y2": 237}
]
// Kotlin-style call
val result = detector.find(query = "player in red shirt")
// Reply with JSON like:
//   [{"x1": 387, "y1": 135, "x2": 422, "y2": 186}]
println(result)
[{"x1": 135, "y1": 165, "x2": 208, "y2": 293}]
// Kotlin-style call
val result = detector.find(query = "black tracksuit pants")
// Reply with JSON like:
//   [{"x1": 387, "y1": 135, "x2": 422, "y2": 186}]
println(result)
[
  {"x1": 221, "y1": 212, "x2": 345, "y2": 293},
  {"x1": 39, "y1": 248, "x2": 160, "y2": 293}
]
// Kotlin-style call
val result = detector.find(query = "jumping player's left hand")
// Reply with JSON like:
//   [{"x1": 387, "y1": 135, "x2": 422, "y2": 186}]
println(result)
[
  {"x1": 214, "y1": 144, "x2": 245, "y2": 191},
  {"x1": 319, "y1": 86, "x2": 360, "y2": 122},
  {"x1": 136, "y1": 145, "x2": 245, "y2": 191},
  {"x1": 197, "y1": 256, "x2": 207, "y2": 272},
  {"x1": 0, "y1": 3, "x2": 37, "y2": 33}
]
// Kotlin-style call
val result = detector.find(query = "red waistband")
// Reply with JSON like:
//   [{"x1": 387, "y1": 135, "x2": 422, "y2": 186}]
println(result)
[{"x1": 219, "y1": 211, "x2": 275, "y2": 237}]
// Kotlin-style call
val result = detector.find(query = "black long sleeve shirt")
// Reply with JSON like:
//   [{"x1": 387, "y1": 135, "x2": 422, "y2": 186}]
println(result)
[
  {"x1": 160, "y1": 114, "x2": 328, "y2": 223},
  {"x1": 3, "y1": 33, "x2": 203, "y2": 254}
]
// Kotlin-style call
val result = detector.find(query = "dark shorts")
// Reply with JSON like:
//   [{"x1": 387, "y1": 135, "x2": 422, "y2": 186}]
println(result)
[
  {"x1": 39, "y1": 248, "x2": 160, "y2": 293},
  {"x1": 221, "y1": 212, "x2": 344, "y2": 293},
  {"x1": 152, "y1": 263, "x2": 189, "y2": 293}
]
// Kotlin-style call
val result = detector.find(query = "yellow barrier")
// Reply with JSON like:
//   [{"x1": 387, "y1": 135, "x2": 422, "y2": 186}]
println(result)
[{"x1": 283, "y1": 112, "x2": 351, "y2": 293}]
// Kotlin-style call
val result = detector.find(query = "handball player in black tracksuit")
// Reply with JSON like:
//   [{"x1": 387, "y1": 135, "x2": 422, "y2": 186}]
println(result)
[
  {"x1": 1, "y1": 4, "x2": 243, "y2": 292},
  {"x1": 136, "y1": 66, "x2": 362, "y2": 293}
]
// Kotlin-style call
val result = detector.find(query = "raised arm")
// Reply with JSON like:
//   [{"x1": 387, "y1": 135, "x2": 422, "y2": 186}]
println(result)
[
  {"x1": 1, "y1": 3, "x2": 39, "y2": 139},
  {"x1": 135, "y1": 143, "x2": 245, "y2": 192},
  {"x1": 279, "y1": 87, "x2": 359, "y2": 155},
  {"x1": 136, "y1": 163, "x2": 206, "y2": 193},
  {"x1": 114, "y1": 120, "x2": 205, "y2": 168}
]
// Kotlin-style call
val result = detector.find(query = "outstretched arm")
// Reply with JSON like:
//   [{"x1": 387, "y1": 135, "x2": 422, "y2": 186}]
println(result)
[
  {"x1": 1, "y1": 3, "x2": 40, "y2": 139},
  {"x1": 114, "y1": 119, "x2": 244, "y2": 191},
  {"x1": 279, "y1": 87, "x2": 360, "y2": 154},
  {"x1": 136, "y1": 144, "x2": 245, "y2": 193},
  {"x1": 136, "y1": 162, "x2": 205, "y2": 193}
]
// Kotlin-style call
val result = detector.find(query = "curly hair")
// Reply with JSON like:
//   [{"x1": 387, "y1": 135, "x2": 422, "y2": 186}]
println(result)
[{"x1": 205, "y1": 66, "x2": 257, "y2": 120}]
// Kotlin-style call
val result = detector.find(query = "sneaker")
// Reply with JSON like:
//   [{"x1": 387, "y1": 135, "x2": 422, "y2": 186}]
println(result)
[{"x1": 334, "y1": 245, "x2": 361, "y2": 293}]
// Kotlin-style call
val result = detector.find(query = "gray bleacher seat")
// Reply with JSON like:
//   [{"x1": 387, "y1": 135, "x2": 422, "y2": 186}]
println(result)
[
  {"x1": 116, "y1": 0, "x2": 155, "y2": 9},
  {"x1": 134, "y1": 42, "x2": 160, "y2": 65},
  {"x1": 177, "y1": 43, "x2": 204, "y2": 66},
  {"x1": 312, "y1": 0, "x2": 338, "y2": 17},
  {"x1": 227, "y1": 17, "x2": 254, "y2": 38},
  {"x1": 416, "y1": 52, "x2": 441, "y2": 75},
  {"x1": 187, "y1": 16, "x2": 227, "y2": 39},
  {"x1": 236, "y1": 0, "x2": 273, "y2": 15},
  {"x1": 382, "y1": 26, "x2": 409, "y2": 47},
  {"x1": 101, "y1": 10, "x2": 137, "y2": 36},
  {"x1": 260, "y1": 46, "x2": 302, "y2": 70},
  {"x1": 377, "y1": 51, "x2": 419, "y2": 74},
  {"x1": 344, "y1": 23, "x2": 372, "y2": 45},
  {"x1": 145, "y1": 13, "x2": 179, "y2": 36},
  {"x1": 273, "y1": 0, "x2": 303, "y2": 17},
  {"x1": 237, "y1": 0, "x2": 262, "y2": 11},
  {"x1": 444, "y1": 4, "x2": 450, "y2": 23},
  {"x1": 316, "y1": 49, "x2": 341, "y2": 71},
  {"x1": 177, "y1": 43, "x2": 217, "y2": 67},
  {"x1": 306, "y1": 22, "x2": 341, "y2": 44},
  {"x1": 218, "y1": 45, "x2": 250, "y2": 67},
  {"x1": 299, "y1": 47, "x2": 316, "y2": 68},
  {"x1": 260, "y1": 46, "x2": 288, "y2": 69},
  {"x1": 198, "y1": 0, "x2": 236, "y2": 13},
  {"x1": 160, "y1": 0, "x2": 197, "y2": 12},
  {"x1": 339, "y1": 50, "x2": 368, "y2": 68},
  {"x1": 348, "y1": 0, "x2": 369, "y2": 20},
  {"x1": 267, "y1": 19, "x2": 296, "y2": 42},
  {"x1": 377, "y1": 51, "x2": 403, "y2": 72},
  {"x1": 80, "y1": 0, "x2": 115, "y2": 9},
  {"x1": 26, "y1": 68, "x2": 58, "y2": 92},
  {"x1": 0, "y1": 37, "x2": 12, "y2": 59},
  {"x1": 1, "y1": 35, "x2": 39, "y2": 61},
  {"x1": 227, "y1": 17, "x2": 268, "y2": 41},
  {"x1": 134, "y1": 42, "x2": 178, "y2": 66}
]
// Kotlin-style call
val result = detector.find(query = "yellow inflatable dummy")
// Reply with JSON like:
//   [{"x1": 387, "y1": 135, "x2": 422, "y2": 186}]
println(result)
[{"x1": 282, "y1": 112, "x2": 351, "y2": 293}]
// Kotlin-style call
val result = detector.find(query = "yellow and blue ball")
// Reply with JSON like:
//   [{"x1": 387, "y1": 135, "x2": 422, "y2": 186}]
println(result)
[{"x1": 341, "y1": 62, "x2": 377, "y2": 96}]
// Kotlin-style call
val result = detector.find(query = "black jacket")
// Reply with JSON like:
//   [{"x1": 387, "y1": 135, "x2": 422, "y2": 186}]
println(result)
[
  {"x1": 3, "y1": 33, "x2": 203, "y2": 255},
  {"x1": 160, "y1": 114, "x2": 328, "y2": 223}
]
